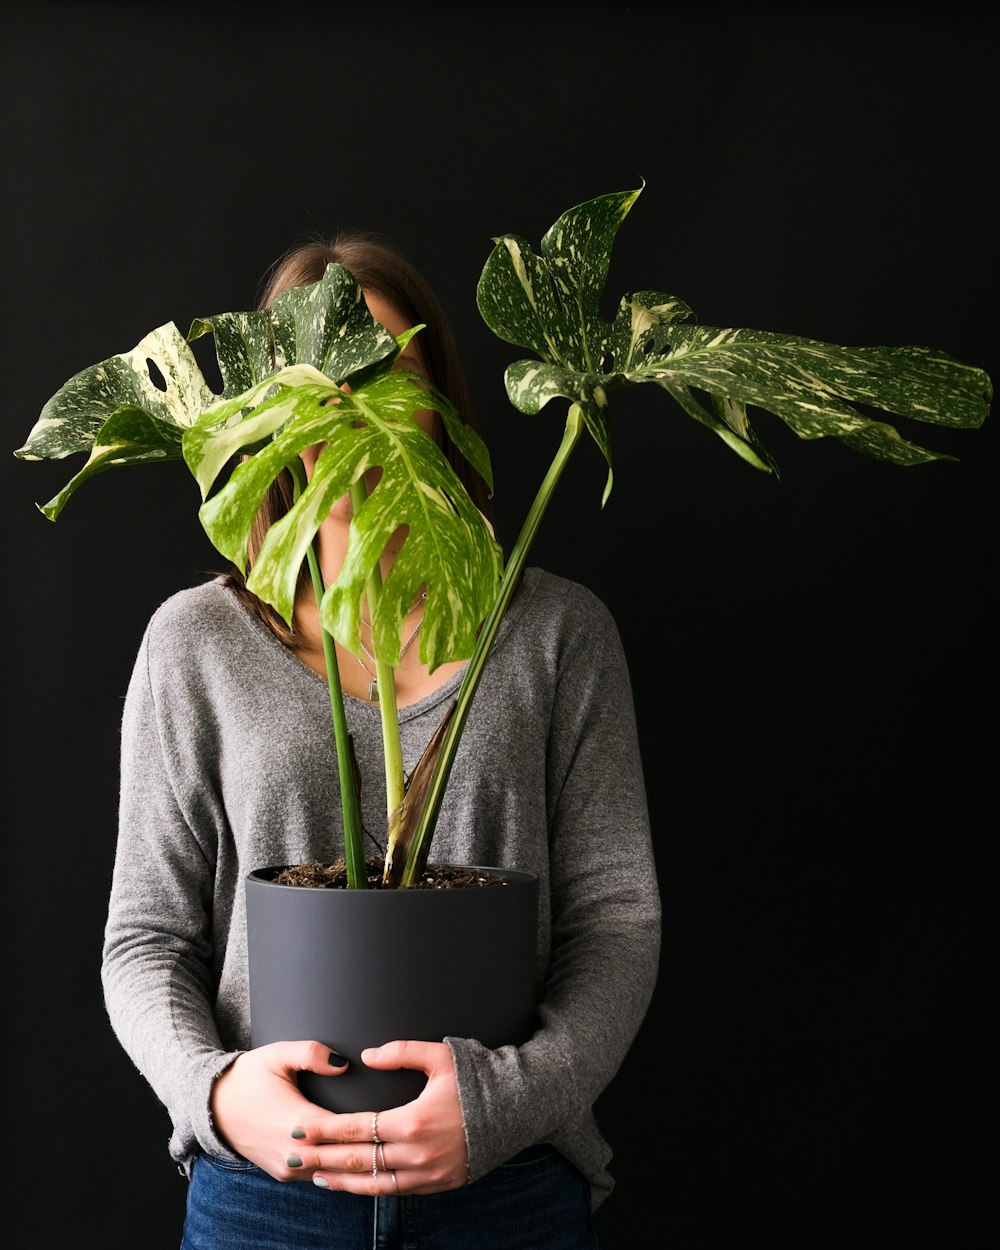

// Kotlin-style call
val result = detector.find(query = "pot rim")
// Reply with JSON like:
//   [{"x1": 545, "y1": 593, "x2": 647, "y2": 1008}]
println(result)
[{"x1": 246, "y1": 863, "x2": 539, "y2": 887}]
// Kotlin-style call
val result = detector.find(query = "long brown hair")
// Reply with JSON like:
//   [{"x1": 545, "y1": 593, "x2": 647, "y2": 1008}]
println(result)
[{"x1": 225, "y1": 230, "x2": 496, "y2": 645}]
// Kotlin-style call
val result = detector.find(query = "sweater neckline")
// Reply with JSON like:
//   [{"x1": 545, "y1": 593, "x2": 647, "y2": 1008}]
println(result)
[{"x1": 221, "y1": 568, "x2": 541, "y2": 723}]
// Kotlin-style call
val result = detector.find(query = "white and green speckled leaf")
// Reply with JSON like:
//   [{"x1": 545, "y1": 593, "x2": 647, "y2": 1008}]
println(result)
[
  {"x1": 15, "y1": 264, "x2": 403, "y2": 520},
  {"x1": 18, "y1": 322, "x2": 212, "y2": 461},
  {"x1": 14, "y1": 323, "x2": 215, "y2": 517},
  {"x1": 317, "y1": 397, "x2": 502, "y2": 670},
  {"x1": 181, "y1": 343, "x2": 420, "y2": 503},
  {"x1": 192, "y1": 366, "x2": 502, "y2": 669},
  {"x1": 187, "y1": 263, "x2": 401, "y2": 392},
  {"x1": 187, "y1": 309, "x2": 275, "y2": 397},
  {"x1": 477, "y1": 188, "x2": 642, "y2": 372},
  {"x1": 477, "y1": 186, "x2": 992, "y2": 495}
]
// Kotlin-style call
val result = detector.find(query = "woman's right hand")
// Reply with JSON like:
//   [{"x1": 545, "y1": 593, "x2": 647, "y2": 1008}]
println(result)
[{"x1": 210, "y1": 1041, "x2": 350, "y2": 1181}]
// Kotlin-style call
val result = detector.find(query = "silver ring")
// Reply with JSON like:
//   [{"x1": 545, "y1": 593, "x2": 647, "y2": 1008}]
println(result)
[
  {"x1": 372, "y1": 1112, "x2": 381, "y2": 1144},
  {"x1": 391, "y1": 1168, "x2": 399, "y2": 1194},
  {"x1": 378, "y1": 1143, "x2": 387, "y2": 1173}
]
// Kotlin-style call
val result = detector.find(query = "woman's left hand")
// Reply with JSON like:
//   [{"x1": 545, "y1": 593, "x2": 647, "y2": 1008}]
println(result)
[{"x1": 289, "y1": 1039, "x2": 470, "y2": 1196}]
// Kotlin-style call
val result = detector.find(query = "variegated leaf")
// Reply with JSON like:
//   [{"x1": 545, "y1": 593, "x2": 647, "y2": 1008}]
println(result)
[
  {"x1": 14, "y1": 323, "x2": 215, "y2": 518},
  {"x1": 320, "y1": 418, "x2": 502, "y2": 672},
  {"x1": 477, "y1": 185, "x2": 992, "y2": 494},
  {"x1": 194, "y1": 367, "x2": 502, "y2": 669},
  {"x1": 16, "y1": 263, "x2": 403, "y2": 520},
  {"x1": 477, "y1": 188, "x2": 642, "y2": 370},
  {"x1": 182, "y1": 346, "x2": 421, "y2": 502},
  {"x1": 17, "y1": 322, "x2": 213, "y2": 463},
  {"x1": 187, "y1": 309, "x2": 276, "y2": 396},
  {"x1": 188, "y1": 262, "x2": 401, "y2": 390}
]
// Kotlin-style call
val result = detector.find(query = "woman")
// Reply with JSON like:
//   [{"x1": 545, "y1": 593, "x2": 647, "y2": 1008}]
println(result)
[{"x1": 101, "y1": 230, "x2": 661, "y2": 1249}]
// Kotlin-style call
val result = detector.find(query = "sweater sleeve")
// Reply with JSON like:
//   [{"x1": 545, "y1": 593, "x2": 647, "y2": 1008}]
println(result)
[
  {"x1": 101, "y1": 618, "x2": 240, "y2": 1171},
  {"x1": 447, "y1": 583, "x2": 661, "y2": 1189}
]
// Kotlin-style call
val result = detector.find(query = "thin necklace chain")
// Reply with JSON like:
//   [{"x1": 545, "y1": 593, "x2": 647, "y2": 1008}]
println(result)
[{"x1": 355, "y1": 592, "x2": 426, "y2": 702}]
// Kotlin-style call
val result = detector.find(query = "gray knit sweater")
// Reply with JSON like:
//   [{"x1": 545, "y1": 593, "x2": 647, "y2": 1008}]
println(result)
[{"x1": 102, "y1": 565, "x2": 661, "y2": 1210}]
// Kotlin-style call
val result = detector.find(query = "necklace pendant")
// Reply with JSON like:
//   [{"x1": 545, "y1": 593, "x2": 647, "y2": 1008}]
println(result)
[{"x1": 368, "y1": 678, "x2": 379, "y2": 703}]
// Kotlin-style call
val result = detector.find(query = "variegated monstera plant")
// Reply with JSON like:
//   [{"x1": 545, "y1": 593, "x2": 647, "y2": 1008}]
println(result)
[{"x1": 15, "y1": 185, "x2": 992, "y2": 889}]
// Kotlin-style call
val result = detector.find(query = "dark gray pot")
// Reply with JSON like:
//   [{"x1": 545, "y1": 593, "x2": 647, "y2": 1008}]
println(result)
[{"x1": 246, "y1": 865, "x2": 539, "y2": 1113}]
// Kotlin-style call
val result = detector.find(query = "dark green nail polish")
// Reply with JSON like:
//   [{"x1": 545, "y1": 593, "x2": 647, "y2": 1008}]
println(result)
[
  {"x1": 291, "y1": 1128, "x2": 306, "y2": 1139},
  {"x1": 328, "y1": 1051, "x2": 347, "y2": 1067},
  {"x1": 286, "y1": 1154, "x2": 302, "y2": 1168}
]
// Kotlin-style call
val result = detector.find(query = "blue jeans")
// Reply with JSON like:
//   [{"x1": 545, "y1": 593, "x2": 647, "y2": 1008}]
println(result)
[{"x1": 180, "y1": 1145, "x2": 602, "y2": 1250}]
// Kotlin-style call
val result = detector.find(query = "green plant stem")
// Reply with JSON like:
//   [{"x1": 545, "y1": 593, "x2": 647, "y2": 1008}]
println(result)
[
  {"x1": 287, "y1": 458, "x2": 367, "y2": 889},
  {"x1": 400, "y1": 402, "x2": 586, "y2": 886},
  {"x1": 347, "y1": 479, "x2": 407, "y2": 865}
]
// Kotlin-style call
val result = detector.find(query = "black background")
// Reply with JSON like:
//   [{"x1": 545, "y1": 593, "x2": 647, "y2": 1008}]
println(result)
[{"x1": 2, "y1": 4, "x2": 995, "y2": 1247}]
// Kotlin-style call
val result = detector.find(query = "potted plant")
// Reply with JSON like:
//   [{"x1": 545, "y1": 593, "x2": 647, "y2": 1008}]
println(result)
[{"x1": 14, "y1": 184, "x2": 991, "y2": 1113}]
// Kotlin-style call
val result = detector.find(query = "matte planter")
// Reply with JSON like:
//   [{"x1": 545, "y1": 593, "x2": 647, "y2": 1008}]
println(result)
[{"x1": 246, "y1": 865, "x2": 539, "y2": 1112}]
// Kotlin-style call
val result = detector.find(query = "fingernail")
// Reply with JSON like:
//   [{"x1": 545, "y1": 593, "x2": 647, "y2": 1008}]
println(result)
[
  {"x1": 329, "y1": 1051, "x2": 347, "y2": 1067},
  {"x1": 313, "y1": 1175, "x2": 329, "y2": 1189},
  {"x1": 291, "y1": 1128, "x2": 306, "y2": 1139},
  {"x1": 286, "y1": 1154, "x2": 302, "y2": 1168}
]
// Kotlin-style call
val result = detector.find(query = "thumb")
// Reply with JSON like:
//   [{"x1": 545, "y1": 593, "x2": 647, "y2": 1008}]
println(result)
[
  {"x1": 361, "y1": 1039, "x2": 447, "y2": 1074},
  {"x1": 268, "y1": 1040, "x2": 350, "y2": 1075}
]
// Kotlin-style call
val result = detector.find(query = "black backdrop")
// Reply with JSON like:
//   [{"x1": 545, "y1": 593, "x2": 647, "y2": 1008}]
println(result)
[{"x1": 2, "y1": 5, "x2": 995, "y2": 1247}]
